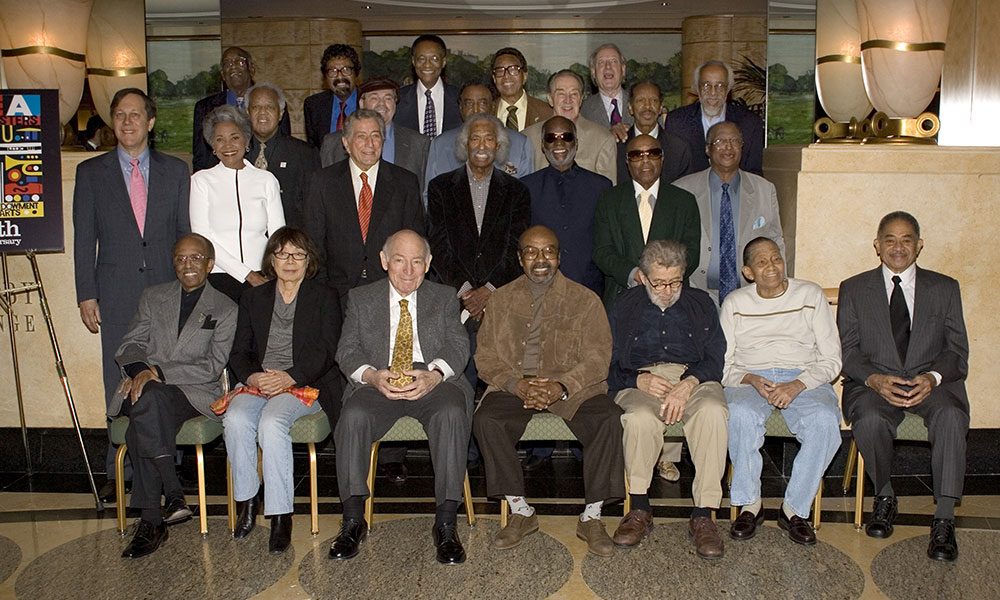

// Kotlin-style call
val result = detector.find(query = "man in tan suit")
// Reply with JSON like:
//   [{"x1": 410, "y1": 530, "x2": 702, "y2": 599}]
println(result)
[{"x1": 492, "y1": 47, "x2": 552, "y2": 132}]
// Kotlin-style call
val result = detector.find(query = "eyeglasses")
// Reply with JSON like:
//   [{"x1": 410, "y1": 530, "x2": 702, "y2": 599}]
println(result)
[
  {"x1": 274, "y1": 251, "x2": 308, "y2": 261},
  {"x1": 542, "y1": 132, "x2": 576, "y2": 144},
  {"x1": 222, "y1": 57, "x2": 249, "y2": 69},
  {"x1": 699, "y1": 82, "x2": 728, "y2": 93},
  {"x1": 492, "y1": 64, "x2": 524, "y2": 78},
  {"x1": 174, "y1": 254, "x2": 207, "y2": 265},
  {"x1": 414, "y1": 54, "x2": 443, "y2": 66},
  {"x1": 325, "y1": 66, "x2": 355, "y2": 78},
  {"x1": 626, "y1": 147, "x2": 664, "y2": 162},
  {"x1": 710, "y1": 138, "x2": 744, "y2": 148},
  {"x1": 519, "y1": 246, "x2": 559, "y2": 260},
  {"x1": 647, "y1": 279, "x2": 683, "y2": 292}
]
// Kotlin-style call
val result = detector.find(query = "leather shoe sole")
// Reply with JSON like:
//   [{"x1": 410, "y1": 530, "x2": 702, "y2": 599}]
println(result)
[
  {"x1": 163, "y1": 500, "x2": 193, "y2": 526},
  {"x1": 730, "y1": 510, "x2": 765, "y2": 540}
]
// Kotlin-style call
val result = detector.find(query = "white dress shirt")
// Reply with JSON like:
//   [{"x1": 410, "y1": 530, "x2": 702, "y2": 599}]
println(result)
[
  {"x1": 880, "y1": 262, "x2": 940, "y2": 384},
  {"x1": 600, "y1": 90, "x2": 626, "y2": 123},
  {"x1": 348, "y1": 158, "x2": 380, "y2": 208},
  {"x1": 627, "y1": 178, "x2": 661, "y2": 287},
  {"x1": 496, "y1": 91, "x2": 529, "y2": 132},
  {"x1": 416, "y1": 79, "x2": 445, "y2": 136}
]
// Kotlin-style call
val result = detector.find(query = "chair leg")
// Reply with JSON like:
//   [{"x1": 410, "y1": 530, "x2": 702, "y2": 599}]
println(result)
[
  {"x1": 365, "y1": 441, "x2": 380, "y2": 529},
  {"x1": 116, "y1": 443, "x2": 128, "y2": 535},
  {"x1": 309, "y1": 442, "x2": 319, "y2": 536},
  {"x1": 226, "y1": 458, "x2": 236, "y2": 534},
  {"x1": 842, "y1": 438, "x2": 857, "y2": 495},
  {"x1": 623, "y1": 470, "x2": 631, "y2": 514},
  {"x1": 197, "y1": 444, "x2": 209, "y2": 535},
  {"x1": 727, "y1": 462, "x2": 737, "y2": 521},
  {"x1": 500, "y1": 499, "x2": 508, "y2": 528},
  {"x1": 813, "y1": 480, "x2": 823, "y2": 531},
  {"x1": 854, "y1": 453, "x2": 865, "y2": 531},
  {"x1": 462, "y1": 472, "x2": 476, "y2": 527}
]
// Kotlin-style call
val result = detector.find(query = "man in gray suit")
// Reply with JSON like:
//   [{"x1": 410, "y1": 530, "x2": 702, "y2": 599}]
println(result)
[
  {"x1": 331, "y1": 229, "x2": 473, "y2": 565},
  {"x1": 114, "y1": 233, "x2": 237, "y2": 558},
  {"x1": 581, "y1": 43, "x2": 633, "y2": 141},
  {"x1": 321, "y1": 78, "x2": 431, "y2": 192},
  {"x1": 673, "y1": 121, "x2": 784, "y2": 306},
  {"x1": 73, "y1": 88, "x2": 191, "y2": 502},
  {"x1": 839, "y1": 211, "x2": 969, "y2": 562}
]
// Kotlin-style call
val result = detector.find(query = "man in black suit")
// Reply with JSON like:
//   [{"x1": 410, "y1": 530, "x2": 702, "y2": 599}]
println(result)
[
  {"x1": 192, "y1": 46, "x2": 291, "y2": 172},
  {"x1": 320, "y1": 77, "x2": 430, "y2": 192},
  {"x1": 394, "y1": 35, "x2": 462, "y2": 137},
  {"x1": 303, "y1": 44, "x2": 361, "y2": 148},
  {"x1": 617, "y1": 81, "x2": 692, "y2": 186},
  {"x1": 73, "y1": 88, "x2": 191, "y2": 503},
  {"x1": 839, "y1": 211, "x2": 970, "y2": 562},
  {"x1": 664, "y1": 60, "x2": 763, "y2": 175},
  {"x1": 427, "y1": 113, "x2": 531, "y2": 390},
  {"x1": 247, "y1": 82, "x2": 320, "y2": 228}
]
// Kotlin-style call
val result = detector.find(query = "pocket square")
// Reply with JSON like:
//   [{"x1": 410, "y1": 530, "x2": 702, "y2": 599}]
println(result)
[
  {"x1": 752, "y1": 216, "x2": 766, "y2": 230},
  {"x1": 201, "y1": 315, "x2": 217, "y2": 330}
]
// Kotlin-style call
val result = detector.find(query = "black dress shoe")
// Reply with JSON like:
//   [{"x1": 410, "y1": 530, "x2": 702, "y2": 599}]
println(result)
[
  {"x1": 121, "y1": 519, "x2": 168, "y2": 559},
  {"x1": 329, "y1": 517, "x2": 368, "y2": 560},
  {"x1": 866, "y1": 495, "x2": 898, "y2": 539},
  {"x1": 234, "y1": 492, "x2": 262, "y2": 540},
  {"x1": 381, "y1": 462, "x2": 408, "y2": 484},
  {"x1": 730, "y1": 510, "x2": 765, "y2": 540},
  {"x1": 778, "y1": 511, "x2": 817, "y2": 546},
  {"x1": 927, "y1": 518, "x2": 959, "y2": 561},
  {"x1": 268, "y1": 513, "x2": 293, "y2": 554},
  {"x1": 521, "y1": 454, "x2": 550, "y2": 472},
  {"x1": 99, "y1": 479, "x2": 132, "y2": 504},
  {"x1": 432, "y1": 522, "x2": 466, "y2": 565},
  {"x1": 163, "y1": 494, "x2": 193, "y2": 526}
]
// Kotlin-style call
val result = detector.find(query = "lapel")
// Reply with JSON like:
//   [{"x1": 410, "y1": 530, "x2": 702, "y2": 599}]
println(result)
[
  {"x1": 104, "y1": 150, "x2": 142, "y2": 239},
  {"x1": 907, "y1": 266, "x2": 933, "y2": 365},
  {"x1": 736, "y1": 170, "x2": 758, "y2": 244},
  {"x1": 478, "y1": 168, "x2": 506, "y2": 243},
  {"x1": 617, "y1": 184, "x2": 644, "y2": 246},
  {"x1": 368, "y1": 161, "x2": 392, "y2": 237},
  {"x1": 648, "y1": 180, "x2": 677, "y2": 239},
  {"x1": 144, "y1": 151, "x2": 166, "y2": 236},
  {"x1": 290, "y1": 280, "x2": 310, "y2": 358},
  {"x1": 414, "y1": 282, "x2": 431, "y2": 359},
  {"x1": 174, "y1": 284, "x2": 215, "y2": 354},
  {"x1": 374, "y1": 279, "x2": 392, "y2": 365},
  {"x1": 453, "y1": 168, "x2": 480, "y2": 243},
  {"x1": 335, "y1": 162, "x2": 365, "y2": 248},
  {"x1": 255, "y1": 281, "x2": 277, "y2": 352}
]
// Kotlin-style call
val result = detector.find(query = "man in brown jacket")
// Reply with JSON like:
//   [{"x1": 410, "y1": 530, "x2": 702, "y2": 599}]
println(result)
[{"x1": 473, "y1": 225, "x2": 625, "y2": 557}]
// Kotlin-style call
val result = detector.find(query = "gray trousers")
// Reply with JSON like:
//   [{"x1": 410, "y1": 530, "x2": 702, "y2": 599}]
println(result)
[{"x1": 334, "y1": 381, "x2": 470, "y2": 505}]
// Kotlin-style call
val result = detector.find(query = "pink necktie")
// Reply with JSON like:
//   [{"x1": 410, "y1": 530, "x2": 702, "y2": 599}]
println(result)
[{"x1": 129, "y1": 158, "x2": 147, "y2": 236}]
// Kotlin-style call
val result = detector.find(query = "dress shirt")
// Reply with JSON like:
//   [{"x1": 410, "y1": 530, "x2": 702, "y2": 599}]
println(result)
[
  {"x1": 599, "y1": 91, "x2": 626, "y2": 124},
  {"x1": 116, "y1": 146, "x2": 149, "y2": 193},
  {"x1": 382, "y1": 123, "x2": 396, "y2": 165},
  {"x1": 348, "y1": 159, "x2": 380, "y2": 209},
  {"x1": 878, "y1": 262, "x2": 941, "y2": 384},
  {"x1": 350, "y1": 284, "x2": 455, "y2": 382},
  {"x1": 707, "y1": 170, "x2": 741, "y2": 291},
  {"x1": 416, "y1": 79, "x2": 445, "y2": 136},
  {"x1": 701, "y1": 105, "x2": 727, "y2": 139},
  {"x1": 496, "y1": 92, "x2": 529, "y2": 132},
  {"x1": 456, "y1": 165, "x2": 496, "y2": 297},
  {"x1": 627, "y1": 178, "x2": 662, "y2": 287},
  {"x1": 633, "y1": 125, "x2": 659, "y2": 139},
  {"x1": 330, "y1": 89, "x2": 358, "y2": 133},
  {"x1": 226, "y1": 89, "x2": 246, "y2": 110}
]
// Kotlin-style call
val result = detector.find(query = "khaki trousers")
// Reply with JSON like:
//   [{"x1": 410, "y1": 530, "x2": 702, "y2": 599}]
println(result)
[{"x1": 615, "y1": 363, "x2": 728, "y2": 508}]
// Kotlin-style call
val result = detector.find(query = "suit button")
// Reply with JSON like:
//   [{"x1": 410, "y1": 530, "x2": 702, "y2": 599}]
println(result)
[
  {"x1": 138, "y1": 267, "x2": 144, "y2": 273},
  {"x1": 476, "y1": 253, "x2": 482, "y2": 259},
  {"x1": 142, "y1": 241, "x2": 148, "y2": 247}
]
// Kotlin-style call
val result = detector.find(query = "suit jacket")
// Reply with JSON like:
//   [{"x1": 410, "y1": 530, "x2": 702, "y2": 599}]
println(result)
[
  {"x1": 193, "y1": 90, "x2": 292, "y2": 172},
  {"x1": 672, "y1": 167, "x2": 784, "y2": 304},
  {"x1": 73, "y1": 149, "x2": 191, "y2": 325},
  {"x1": 664, "y1": 100, "x2": 764, "y2": 176},
  {"x1": 493, "y1": 94, "x2": 553, "y2": 131},
  {"x1": 394, "y1": 82, "x2": 462, "y2": 135},
  {"x1": 248, "y1": 134, "x2": 320, "y2": 229},
  {"x1": 424, "y1": 127, "x2": 536, "y2": 198},
  {"x1": 320, "y1": 124, "x2": 431, "y2": 192},
  {"x1": 229, "y1": 279, "x2": 344, "y2": 428},
  {"x1": 303, "y1": 159, "x2": 426, "y2": 299},
  {"x1": 524, "y1": 117, "x2": 617, "y2": 184},
  {"x1": 112, "y1": 280, "x2": 237, "y2": 419},
  {"x1": 838, "y1": 266, "x2": 970, "y2": 417},
  {"x1": 592, "y1": 180, "x2": 701, "y2": 306},
  {"x1": 303, "y1": 89, "x2": 362, "y2": 149},
  {"x1": 336, "y1": 278, "x2": 473, "y2": 405},
  {"x1": 580, "y1": 89, "x2": 634, "y2": 127},
  {"x1": 616, "y1": 125, "x2": 693, "y2": 186},
  {"x1": 427, "y1": 166, "x2": 531, "y2": 291}
]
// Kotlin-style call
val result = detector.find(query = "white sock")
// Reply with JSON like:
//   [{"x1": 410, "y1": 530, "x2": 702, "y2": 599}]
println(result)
[
  {"x1": 506, "y1": 496, "x2": 534, "y2": 517},
  {"x1": 743, "y1": 499, "x2": 763, "y2": 516},
  {"x1": 781, "y1": 503, "x2": 798, "y2": 520},
  {"x1": 580, "y1": 501, "x2": 603, "y2": 522}
]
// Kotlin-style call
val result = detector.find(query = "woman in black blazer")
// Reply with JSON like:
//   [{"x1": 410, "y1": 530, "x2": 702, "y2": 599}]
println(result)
[{"x1": 222, "y1": 227, "x2": 342, "y2": 553}]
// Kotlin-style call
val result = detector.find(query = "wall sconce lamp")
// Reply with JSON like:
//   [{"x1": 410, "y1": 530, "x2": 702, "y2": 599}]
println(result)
[
  {"x1": 814, "y1": 0, "x2": 873, "y2": 142},
  {"x1": 86, "y1": 0, "x2": 148, "y2": 126}
]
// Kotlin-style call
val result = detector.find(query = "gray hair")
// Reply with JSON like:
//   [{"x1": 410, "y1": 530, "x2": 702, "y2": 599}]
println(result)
[
  {"x1": 246, "y1": 82, "x2": 287, "y2": 114},
  {"x1": 692, "y1": 60, "x2": 734, "y2": 94},
  {"x1": 344, "y1": 108, "x2": 385, "y2": 138},
  {"x1": 639, "y1": 239, "x2": 687, "y2": 276},
  {"x1": 454, "y1": 113, "x2": 510, "y2": 165},
  {"x1": 382, "y1": 229, "x2": 431, "y2": 259},
  {"x1": 202, "y1": 104, "x2": 252, "y2": 145},
  {"x1": 588, "y1": 43, "x2": 625, "y2": 71}
]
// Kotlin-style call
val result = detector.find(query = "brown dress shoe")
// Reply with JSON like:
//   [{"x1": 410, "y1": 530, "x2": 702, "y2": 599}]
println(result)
[
  {"x1": 689, "y1": 516, "x2": 724, "y2": 559},
  {"x1": 778, "y1": 511, "x2": 817, "y2": 546},
  {"x1": 730, "y1": 510, "x2": 765, "y2": 540},
  {"x1": 613, "y1": 509, "x2": 653, "y2": 547},
  {"x1": 494, "y1": 513, "x2": 539, "y2": 549},
  {"x1": 576, "y1": 519, "x2": 615, "y2": 557}
]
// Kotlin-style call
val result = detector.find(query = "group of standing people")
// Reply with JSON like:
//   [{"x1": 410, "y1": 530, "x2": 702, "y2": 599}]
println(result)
[{"x1": 71, "y1": 33, "x2": 969, "y2": 568}]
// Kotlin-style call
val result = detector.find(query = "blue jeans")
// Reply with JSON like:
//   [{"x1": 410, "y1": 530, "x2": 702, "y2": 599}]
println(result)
[
  {"x1": 726, "y1": 368, "x2": 841, "y2": 518},
  {"x1": 223, "y1": 391, "x2": 320, "y2": 516}
]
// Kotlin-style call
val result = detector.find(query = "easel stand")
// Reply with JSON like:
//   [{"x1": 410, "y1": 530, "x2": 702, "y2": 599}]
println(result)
[{"x1": 1, "y1": 251, "x2": 103, "y2": 511}]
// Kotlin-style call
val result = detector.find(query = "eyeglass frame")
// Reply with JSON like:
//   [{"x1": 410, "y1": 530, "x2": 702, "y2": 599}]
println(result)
[
  {"x1": 325, "y1": 65, "x2": 356, "y2": 78},
  {"x1": 519, "y1": 245, "x2": 559, "y2": 260},
  {"x1": 709, "y1": 137, "x2": 744, "y2": 148},
  {"x1": 492, "y1": 64, "x2": 524, "y2": 78},
  {"x1": 626, "y1": 147, "x2": 664, "y2": 162},
  {"x1": 173, "y1": 254, "x2": 209, "y2": 265},
  {"x1": 274, "y1": 251, "x2": 308, "y2": 261},
  {"x1": 645, "y1": 278, "x2": 683, "y2": 292},
  {"x1": 542, "y1": 131, "x2": 576, "y2": 144}
]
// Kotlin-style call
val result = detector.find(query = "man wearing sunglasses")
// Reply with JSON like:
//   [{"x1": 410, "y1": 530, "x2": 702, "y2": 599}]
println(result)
[
  {"x1": 615, "y1": 81, "x2": 693, "y2": 187},
  {"x1": 304, "y1": 44, "x2": 362, "y2": 148},
  {"x1": 491, "y1": 47, "x2": 552, "y2": 132}
]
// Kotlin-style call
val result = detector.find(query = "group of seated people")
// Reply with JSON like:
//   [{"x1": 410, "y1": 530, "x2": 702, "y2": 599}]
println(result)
[{"x1": 71, "y1": 34, "x2": 970, "y2": 570}]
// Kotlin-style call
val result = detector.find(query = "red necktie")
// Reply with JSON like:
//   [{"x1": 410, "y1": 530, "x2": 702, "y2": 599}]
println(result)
[
  {"x1": 358, "y1": 172, "x2": 372, "y2": 242},
  {"x1": 336, "y1": 103, "x2": 346, "y2": 132}
]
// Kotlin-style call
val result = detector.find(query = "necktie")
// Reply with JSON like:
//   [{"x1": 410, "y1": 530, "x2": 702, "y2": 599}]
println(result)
[
  {"x1": 718, "y1": 182, "x2": 738, "y2": 304},
  {"x1": 389, "y1": 298, "x2": 415, "y2": 387},
  {"x1": 128, "y1": 158, "x2": 147, "y2": 237},
  {"x1": 423, "y1": 89, "x2": 437, "y2": 138},
  {"x1": 610, "y1": 98, "x2": 623, "y2": 125},
  {"x1": 254, "y1": 141, "x2": 268, "y2": 170},
  {"x1": 638, "y1": 189, "x2": 653, "y2": 242},
  {"x1": 236, "y1": 97, "x2": 245, "y2": 110},
  {"x1": 506, "y1": 105, "x2": 519, "y2": 130},
  {"x1": 358, "y1": 172, "x2": 373, "y2": 243},
  {"x1": 336, "y1": 102, "x2": 346, "y2": 132},
  {"x1": 890, "y1": 275, "x2": 911, "y2": 363}
]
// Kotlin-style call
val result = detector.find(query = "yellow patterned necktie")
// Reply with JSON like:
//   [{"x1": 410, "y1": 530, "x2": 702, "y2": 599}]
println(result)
[
  {"x1": 254, "y1": 141, "x2": 268, "y2": 170},
  {"x1": 389, "y1": 298, "x2": 415, "y2": 387}
]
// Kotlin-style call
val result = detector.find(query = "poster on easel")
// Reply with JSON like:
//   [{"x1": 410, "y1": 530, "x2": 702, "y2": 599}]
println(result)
[{"x1": 0, "y1": 89, "x2": 63, "y2": 253}]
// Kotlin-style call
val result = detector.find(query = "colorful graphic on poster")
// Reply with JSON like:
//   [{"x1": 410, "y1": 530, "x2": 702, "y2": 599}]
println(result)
[{"x1": 0, "y1": 89, "x2": 63, "y2": 252}]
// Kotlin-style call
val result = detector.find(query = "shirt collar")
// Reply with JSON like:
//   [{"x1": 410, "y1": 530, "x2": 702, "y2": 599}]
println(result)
[
  {"x1": 389, "y1": 281, "x2": 418, "y2": 304},
  {"x1": 632, "y1": 178, "x2": 660, "y2": 198},
  {"x1": 117, "y1": 145, "x2": 149, "y2": 169},
  {"x1": 882, "y1": 262, "x2": 917, "y2": 286},
  {"x1": 348, "y1": 157, "x2": 380, "y2": 183},
  {"x1": 417, "y1": 79, "x2": 443, "y2": 95},
  {"x1": 633, "y1": 124, "x2": 658, "y2": 139}
]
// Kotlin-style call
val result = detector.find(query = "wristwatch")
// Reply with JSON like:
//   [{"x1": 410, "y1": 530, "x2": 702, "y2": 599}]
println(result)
[{"x1": 557, "y1": 382, "x2": 569, "y2": 402}]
